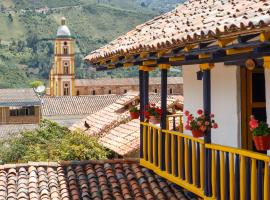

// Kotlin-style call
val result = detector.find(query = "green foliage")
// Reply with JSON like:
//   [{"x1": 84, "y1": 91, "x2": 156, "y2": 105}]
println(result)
[
  {"x1": 252, "y1": 121, "x2": 270, "y2": 136},
  {"x1": 30, "y1": 80, "x2": 44, "y2": 88},
  {"x1": 0, "y1": 120, "x2": 111, "y2": 163}
]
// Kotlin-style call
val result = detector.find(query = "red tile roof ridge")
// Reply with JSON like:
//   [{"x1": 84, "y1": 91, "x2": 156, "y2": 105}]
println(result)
[{"x1": 0, "y1": 159, "x2": 139, "y2": 169}]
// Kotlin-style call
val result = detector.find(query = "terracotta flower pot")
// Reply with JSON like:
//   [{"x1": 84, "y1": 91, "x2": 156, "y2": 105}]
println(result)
[
  {"x1": 253, "y1": 135, "x2": 270, "y2": 151},
  {"x1": 149, "y1": 116, "x2": 160, "y2": 124},
  {"x1": 192, "y1": 129, "x2": 204, "y2": 138},
  {"x1": 130, "y1": 112, "x2": 139, "y2": 119}
]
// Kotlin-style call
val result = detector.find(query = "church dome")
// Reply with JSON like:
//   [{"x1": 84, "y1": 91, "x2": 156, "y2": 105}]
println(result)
[{"x1": 56, "y1": 17, "x2": 71, "y2": 37}]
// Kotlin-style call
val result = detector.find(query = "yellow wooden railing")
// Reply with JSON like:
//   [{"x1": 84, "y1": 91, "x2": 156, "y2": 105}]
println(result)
[{"x1": 140, "y1": 122, "x2": 270, "y2": 200}]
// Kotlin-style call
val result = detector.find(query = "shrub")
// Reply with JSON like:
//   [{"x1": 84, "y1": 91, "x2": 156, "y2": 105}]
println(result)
[{"x1": 0, "y1": 120, "x2": 111, "y2": 164}]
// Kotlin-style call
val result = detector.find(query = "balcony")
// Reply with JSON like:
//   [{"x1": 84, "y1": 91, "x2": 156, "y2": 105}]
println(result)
[{"x1": 140, "y1": 121, "x2": 270, "y2": 200}]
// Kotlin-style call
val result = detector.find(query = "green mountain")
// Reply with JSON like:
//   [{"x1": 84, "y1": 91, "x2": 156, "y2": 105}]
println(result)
[{"x1": 0, "y1": 0, "x2": 183, "y2": 88}]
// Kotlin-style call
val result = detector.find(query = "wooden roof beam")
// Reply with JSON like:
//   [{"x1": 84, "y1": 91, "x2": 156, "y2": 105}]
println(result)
[
  {"x1": 260, "y1": 31, "x2": 270, "y2": 42},
  {"x1": 237, "y1": 33, "x2": 260, "y2": 43},
  {"x1": 226, "y1": 47, "x2": 253, "y2": 55},
  {"x1": 218, "y1": 37, "x2": 236, "y2": 48}
]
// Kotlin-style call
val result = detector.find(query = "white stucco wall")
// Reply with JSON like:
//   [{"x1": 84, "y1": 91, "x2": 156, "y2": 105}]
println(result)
[
  {"x1": 183, "y1": 63, "x2": 241, "y2": 148},
  {"x1": 264, "y1": 68, "x2": 270, "y2": 155}
]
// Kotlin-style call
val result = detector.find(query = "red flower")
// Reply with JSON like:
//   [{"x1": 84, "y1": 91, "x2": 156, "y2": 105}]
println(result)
[
  {"x1": 184, "y1": 110, "x2": 190, "y2": 116},
  {"x1": 188, "y1": 115, "x2": 194, "y2": 121},
  {"x1": 151, "y1": 103, "x2": 156, "y2": 107},
  {"x1": 205, "y1": 121, "x2": 210, "y2": 126},
  {"x1": 144, "y1": 111, "x2": 150, "y2": 118},
  {"x1": 210, "y1": 113, "x2": 215, "y2": 118},
  {"x1": 197, "y1": 109, "x2": 203, "y2": 115},
  {"x1": 213, "y1": 123, "x2": 218, "y2": 129},
  {"x1": 249, "y1": 117, "x2": 258, "y2": 130},
  {"x1": 145, "y1": 105, "x2": 150, "y2": 109},
  {"x1": 185, "y1": 124, "x2": 191, "y2": 130}
]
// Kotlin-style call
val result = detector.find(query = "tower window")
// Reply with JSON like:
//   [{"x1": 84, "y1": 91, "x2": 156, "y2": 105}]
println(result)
[
  {"x1": 108, "y1": 90, "x2": 111, "y2": 94},
  {"x1": 64, "y1": 41, "x2": 67, "y2": 45},
  {"x1": 63, "y1": 82, "x2": 70, "y2": 96},
  {"x1": 63, "y1": 46, "x2": 68, "y2": 55},
  {"x1": 63, "y1": 62, "x2": 69, "y2": 74},
  {"x1": 92, "y1": 90, "x2": 96, "y2": 95},
  {"x1": 154, "y1": 89, "x2": 158, "y2": 93}
]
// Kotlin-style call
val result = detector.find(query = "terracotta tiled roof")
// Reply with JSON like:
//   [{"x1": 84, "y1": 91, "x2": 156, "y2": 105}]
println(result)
[
  {"x1": 0, "y1": 159, "x2": 188, "y2": 199},
  {"x1": 0, "y1": 89, "x2": 40, "y2": 107},
  {"x1": 75, "y1": 77, "x2": 183, "y2": 87},
  {"x1": 99, "y1": 96, "x2": 183, "y2": 156},
  {"x1": 42, "y1": 95, "x2": 124, "y2": 116},
  {"x1": 85, "y1": 0, "x2": 270, "y2": 63}
]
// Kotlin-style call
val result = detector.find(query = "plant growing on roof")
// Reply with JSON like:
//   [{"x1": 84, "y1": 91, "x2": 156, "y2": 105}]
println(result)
[
  {"x1": 184, "y1": 109, "x2": 218, "y2": 138},
  {"x1": 249, "y1": 116, "x2": 270, "y2": 151},
  {"x1": 129, "y1": 106, "x2": 139, "y2": 119},
  {"x1": 144, "y1": 103, "x2": 162, "y2": 124}
]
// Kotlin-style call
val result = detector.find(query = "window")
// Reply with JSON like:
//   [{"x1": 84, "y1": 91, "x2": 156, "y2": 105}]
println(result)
[
  {"x1": 9, "y1": 106, "x2": 35, "y2": 117},
  {"x1": 124, "y1": 89, "x2": 127, "y2": 93},
  {"x1": 63, "y1": 82, "x2": 70, "y2": 96},
  {"x1": 76, "y1": 90, "x2": 80, "y2": 96},
  {"x1": 108, "y1": 90, "x2": 111, "y2": 94},
  {"x1": 169, "y1": 88, "x2": 173, "y2": 94},
  {"x1": 63, "y1": 46, "x2": 68, "y2": 55},
  {"x1": 63, "y1": 62, "x2": 69, "y2": 74},
  {"x1": 92, "y1": 90, "x2": 96, "y2": 95},
  {"x1": 154, "y1": 89, "x2": 158, "y2": 93}
]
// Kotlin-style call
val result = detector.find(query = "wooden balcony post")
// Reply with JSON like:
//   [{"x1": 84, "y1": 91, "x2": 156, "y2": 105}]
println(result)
[
  {"x1": 200, "y1": 63, "x2": 214, "y2": 197},
  {"x1": 139, "y1": 69, "x2": 145, "y2": 158},
  {"x1": 160, "y1": 64, "x2": 170, "y2": 171}
]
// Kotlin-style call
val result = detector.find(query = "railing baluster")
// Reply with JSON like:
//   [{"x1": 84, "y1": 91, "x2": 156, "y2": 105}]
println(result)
[
  {"x1": 246, "y1": 157, "x2": 251, "y2": 200},
  {"x1": 229, "y1": 153, "x2": 235, "y2": 200},
  {"x1": 257, "y1": 160, "x2": 263, "y2": 200},
  {"x1": 263, "y1": 161, "x2": 269, "y2": 200},
  {"x1": 192, "y1": 141, "x2": 196, "y2": 185},
  {"x1": 174, "y1": 135, "x2": 178, "y2": 176},
  {"x1": 216, "y1": 150, "x2": 220, "y2": 199},
  {"x1": 220, "y1": 151, "x2": 225, "y2": 200},
  {"x1": 188, "y1": 140, "x2": 193, "y2": 184},
  {"x1": 200, "y1": 143, "x2": 204, "y2": 190},
  {"x1": 240, "y1": 155, "x2": 246, "y2": 200},
  {"x1": 165, "y1": 132, "x2": 169, "y2": 172},
  {"x1": 251, "y1": 158, "x2": 257, "y2": 200},
  {"x1": 171, "y1": 134, "x2": 175, "y2": 175},
  {"x1": 211, "y1": 149, "x2": 216, "y2": 198},
  {"x1": 196, "y1": 142, "x2": 200, "y2": 187},
  {"x1": 181, "y1": 137, "x2": 185, "y2": 180},
  {"x1": 225, "y1": 152, "x2": 230, "y2": 200},
  {"x1": 184, "y1": 138, "x2": 189, "y2": 182},
  {"x1": 143, "y1": 125, "x2": 147, "y2": 160},
  {"x1": 235, "y1": 154, "x2": 240, "y2": 200},
  {"x1": 178, "y1": 135, "x2": 182, "y2": 179},
  {"x1": 173, "y1": 116, "x2": 176, "y2": 131},
  {"x1": 148, "y1": 126, "x2": 151, "y2": 163},
  {"x1": 158, "y1": 129, "x2": 161, "y2": 168},
  {"x1": 153, "y1": 128, "x2": 156, "y2": 166}
]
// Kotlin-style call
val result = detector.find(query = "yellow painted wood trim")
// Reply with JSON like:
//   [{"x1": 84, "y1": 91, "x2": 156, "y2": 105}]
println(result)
[
  {"x1": 159, "y1": 64, "x2": 171, "y2": 69},
  {"x1": 143, "y1": 60, "x2": 156, "y2": 66},
  {"x1": 218, "y1": 37, "x2": 236, "y2": 48},
  {"x1": 240, "y1": 156, "x2": 246, "y2": 200},
  {"x1": 263, "y1": 56, "x2": 270, "y2": 69},
  {"x1": 226, "y1": 47, "x2": 253, "y2": 55},
  {"x1": 123, "y1": 62, "x2": 133, "y2": 68},
  {"x1": 178, "y1": 136, "x2": 182, "y2": 178},
  {"x1": 260, "y1": 32, "x2": 270, "y2": 42},
  {"x1": 220, "y1": 152, "x2": 225, "y2": 200},
  {"x1": 143, "y1": 125, "x2": 147, "y2": 159},
  {"x1": 147, "y1": 127, "x2": 151, "y2": 163},
  {"x1": 165, "y1": 132, "x2": 169, "y2": 173},
  {"x1": 158, "y1": 129, "x2": 161, "y2": 168},
  {"x1": 107, "y1": 65, "x2": 115, "y2": 69},
  {"x1": 169, "y1": 56, "x2": 185, "y2": 62},
  {"x1": 153, "y1": 129, "x2": 156, "y2": 166},
  {"x1": 140, "y1": 52, "x2": 149, "y2": 59},
  {"x1": 251, "y1": 158, "x2": 257, "y2": 200},
  {"x1": 211, "y1": 150, "x2": 216, "y2": 198},
  {"x1": 139, "y1": 65, "x2": 155, "y2": 71},
  {"x1": 184, "y1": 138, "x2": 189, "y2": 181},
  {"x1": 171, "y1": 135, "x2": 175, "y2": 176},
  {"x1": 199, "y1": 63, "x2": 215, "y2": 70},
  {"x1": 229, "y1": 153, "x2": 235, "y2": 200},
  {"x1": 199, "y1": 54, "x2": 210, "y2": 59},
  {"x1": 192, "y1": 141, "x2": 196, "y2": 185},
  {"x1": 184, "y1": 44, "x2": 196, "y2": 52},
  {"x1": 200, "y1": 144, "x2": 204, "y2": 190},
  {"x1": 263, "y1": 161, "x2": 269, "y2": 200}
]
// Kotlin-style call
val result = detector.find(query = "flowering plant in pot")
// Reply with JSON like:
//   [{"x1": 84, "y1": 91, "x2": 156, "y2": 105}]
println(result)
[
  {"x1": 184, "y1": 109, "x2": 218, "y2": 138},
  {"x1": 144, "y1": 104, "x2": 163, "y2": 124},
  {"x1": 129, "y1": 106, "x2": 139, "y2": 119},
  {"x1": 249, "y1": 116, "x2": 270, "y2": 151}
]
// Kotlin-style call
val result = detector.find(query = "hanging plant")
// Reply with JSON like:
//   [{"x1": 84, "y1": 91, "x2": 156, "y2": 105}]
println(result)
[
  {"x1": 184, "y1": 109, "x2": 218, "y2": 138},
  {"x1": 144, "y1": 104, "x2": 163, "y2": 124},
  {"x1": 249, "y1": 116, "x2": 270, "y2": 151},
  {"x1": 129, "y1": 106, "x2": 139, "y2": 119}
]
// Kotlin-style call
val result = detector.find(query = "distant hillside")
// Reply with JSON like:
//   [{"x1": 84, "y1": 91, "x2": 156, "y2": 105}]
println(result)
[{"x1": 0, "y1": 0, "x2": 183, "y2": 88}]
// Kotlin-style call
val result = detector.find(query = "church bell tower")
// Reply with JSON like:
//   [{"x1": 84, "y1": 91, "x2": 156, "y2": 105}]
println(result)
[{"x1": 49, "y1": 17, "x2": 75, "y2": 96}]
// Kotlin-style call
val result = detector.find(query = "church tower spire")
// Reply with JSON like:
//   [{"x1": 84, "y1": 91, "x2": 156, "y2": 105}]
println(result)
[{"x1": 49, "y1": 17, "x2": 75, "y2": 96}]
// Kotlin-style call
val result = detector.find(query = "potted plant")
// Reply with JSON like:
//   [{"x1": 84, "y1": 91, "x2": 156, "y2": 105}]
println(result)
[
  {"x1": 129, "y1": 106, "x2": 139, "y2": 119},
  {"x1": 249, "y1": 116, "x2": 270, "y2": 151},
  {"x1": 184, "y1": 109, "x2": 218, "y2": 138},
  {"x1": 144, "y1": 104, "x2": 163, "y2": 124}
]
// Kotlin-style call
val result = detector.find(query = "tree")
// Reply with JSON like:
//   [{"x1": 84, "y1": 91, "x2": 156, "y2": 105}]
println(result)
[
  {"x1": 30, "y1": 80, "x2": 44, "y2": 88},
  {"x1": 0, "y1": 120, "x2": 111, "y2": 163}
]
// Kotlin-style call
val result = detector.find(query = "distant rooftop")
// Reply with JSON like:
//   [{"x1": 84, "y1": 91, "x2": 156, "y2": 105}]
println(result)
[{"x1": 0, "y1": 88, "x2": 40, "y2": 107}]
